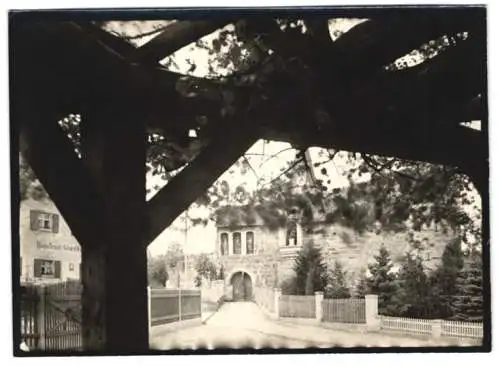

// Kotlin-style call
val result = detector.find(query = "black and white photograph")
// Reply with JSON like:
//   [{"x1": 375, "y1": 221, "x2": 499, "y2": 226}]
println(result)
[{"x1": 7, "y1": 3, "x2": 491, "y2": 357}]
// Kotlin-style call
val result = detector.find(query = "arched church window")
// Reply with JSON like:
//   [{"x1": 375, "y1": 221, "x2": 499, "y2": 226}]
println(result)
[
  {"x1": 286, "y1": 222, "x2": 298, "y2": 246},
  {"x1": 246, "y1": 232, "x2": 254, "y2": 254},
  {"x1": 220, "y1": 233, "x2": 229, "y2": 255},
  {"x1": 233, "y1": 232, "x2": 242, "y2": 254}
]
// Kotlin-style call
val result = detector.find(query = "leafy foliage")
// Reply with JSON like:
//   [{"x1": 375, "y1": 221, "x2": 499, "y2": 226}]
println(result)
[
  {"x1": 164, "y1": 242, "x2": 184, "y2": 270},
  {"x1": 194, "y1": 253, "x2": 218, "y2": 285},
  {"x1": 346, "y1": 154, "x2": 481, "y2": 249},
  {"x1": 147, "y1": 255, "x2": 168, "y2": 288},
  {"x1": 19, "y1": 154, "x2": 48, "y2": 201}
]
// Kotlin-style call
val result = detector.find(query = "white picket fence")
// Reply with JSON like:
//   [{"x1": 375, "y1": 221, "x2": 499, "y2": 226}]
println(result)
[
  {"x1": 254, "y1": 287, "x2": 275, "y2": 313},
  {"x1": 379, "y1": 315, "x2": 483, "y2": 340},
  {"x1": 442, "y1": 320, "x2": 483, "y2": 339},
  {"x1": 379, "y1": 316, "x2": 433, "y2": 336}
]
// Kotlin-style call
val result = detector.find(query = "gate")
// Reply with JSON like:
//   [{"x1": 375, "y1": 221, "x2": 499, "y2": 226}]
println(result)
[
  {"x1": 20, "y1": 280, "x2": 83, "y2": 351},
  {"x1": 231, "y1": 272, "x2": 252, "y2": 301}
]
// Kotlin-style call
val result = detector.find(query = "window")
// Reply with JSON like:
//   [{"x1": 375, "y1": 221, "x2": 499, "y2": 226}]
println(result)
[
  {"x1": 41, "y1": 261, "x2": 55, "y2": 275},
  {"x1": 69, "y1": 263, "x2": 74, "y2": 272},
  {"x1": 246, "y1": 232, "x2": 254, "y2": 254},
  {"x1": 38, "y1": 213, "x2": 52, "y2": 231},
  {"x1": 30, "y1": 210, "x2": 59, "y2": 233},
  {"x1": 220, "y1": 233, "x2": 229, "y2": 256},
  {"x1": 34, "y1": 259, "x2": 61, "y2": 278},
  {"x1": 233, "y1": 232, "x2": 241, "y2": 254},
  {"x1": 286, "y1": 222, "x2": 298, "y2": 246}
]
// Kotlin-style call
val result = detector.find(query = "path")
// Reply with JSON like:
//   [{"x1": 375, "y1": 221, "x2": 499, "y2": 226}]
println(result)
[{"x1": 150, "y1": 302, "x2": 472, "y2": 350}]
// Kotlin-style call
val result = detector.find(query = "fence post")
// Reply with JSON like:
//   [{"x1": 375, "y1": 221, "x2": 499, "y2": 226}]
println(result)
[
  {"x1": 273, "y1": 288, "x2": 281, "y2": 319},
  {"x1": 315, "y1": 291, "x2": 324, "y2": 323},
  {"x1": 36, "y1": 285, "x2": 46, "y2": 351},
  {"x1": 147, "y1": 286, "x2": 151, "y2": 333},
  {"x1": 432, "y1": 319, "x2": 442, "y2": 339},
  {"x1": 178, "y1": 287, "x2": 182, "y2": 321},
  {"x1": 365, "y1": 294, "x2": 380, "y2": 332}
]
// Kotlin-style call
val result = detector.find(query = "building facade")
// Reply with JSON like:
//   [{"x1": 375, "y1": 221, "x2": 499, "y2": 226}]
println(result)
[
  {"x1": 215, "y1": 207, "x2": 451, "y2": 301},
  {"x1": 19, "y1": 198, "x2": 81, "y2": 284}
]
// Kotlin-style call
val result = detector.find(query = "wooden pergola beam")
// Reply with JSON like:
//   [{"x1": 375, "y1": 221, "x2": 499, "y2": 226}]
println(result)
[
  {"x1": 147, "y1": 118, "x2": 260, "y2": 244},
  {"x1": 16, "y1": 95, "x2": 106, "y2": 250},
  {"x1": 262, "y1": 122, "x2": 484, "y2": 172},
  {"x1": 315, "y1": 11, "x2": 485, "y2": 92},
  {"x1": 132, "y1": 20, "x2": 230, "y2": 64},
  {"x1": 79, "y1": 106, "x2": 149, "y2": 352},
  {"x1": 330, "y1": 34, "x2": 484, "y2": 129}
]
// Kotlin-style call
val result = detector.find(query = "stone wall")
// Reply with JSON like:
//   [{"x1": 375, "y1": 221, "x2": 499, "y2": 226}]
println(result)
[
  {"x1": 218, "y1": 226, "x2": 282, "y2": 288},
  {"x1": 305, "y1": 223, "x2": 451, "y2": 277}
]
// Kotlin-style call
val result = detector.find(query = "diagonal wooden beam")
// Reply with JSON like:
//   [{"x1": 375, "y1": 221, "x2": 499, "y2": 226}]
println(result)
[
  {"x1": 11, "y1": 19, "x2": 107, "y2": 249},
  {"x1": 17, "y1": 99, "x2": 106, "y2": 250},
  {"x1": 263, "y1": 121, "x2": 484, "y2": 173},
  {"x1": 314, "y1": 11, "x2": 485, "y2": 93},
  {"x1": 132, "y1": 20, "x2": 230, "y2": 65},
  {"x1": 332, "y1": 34, "x2": 484, "y2": 130},
  {"x1": 146, "y1": 117, "x2": 260, "y2": 245}
]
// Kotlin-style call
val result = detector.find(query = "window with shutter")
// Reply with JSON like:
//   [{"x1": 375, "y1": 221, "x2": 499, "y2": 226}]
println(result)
[
  {"x1": 38, "y1": 213, "x2": 52, "y2": 231},
  {"x1": 35, "y1": 259, "x2": 56, "y2": 278}
]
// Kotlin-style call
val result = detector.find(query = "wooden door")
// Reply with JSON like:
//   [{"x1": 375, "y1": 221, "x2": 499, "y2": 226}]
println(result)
[
  {"x1": 232, "y1": 273, "x2": 244, "y2": 301},
  {"x1": 243, "y1": 274, "x2": 253, "y2": 301}
]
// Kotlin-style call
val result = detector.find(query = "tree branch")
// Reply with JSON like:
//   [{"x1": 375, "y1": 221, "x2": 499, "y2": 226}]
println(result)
[{"x1": 257, "y1": 147, "x2": 296, "y2": 168}]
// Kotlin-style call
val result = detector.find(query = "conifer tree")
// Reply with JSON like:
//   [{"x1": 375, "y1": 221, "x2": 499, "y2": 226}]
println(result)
[
  {"x1": 353, "y1": 269, "x2": 369, "y2": 299},
  {"x1": 451, "y1": 252, "x2": 483, "y2": 322},
  {"x1": 366, "y1": 245, "x2": 398, "y2": 315},
  {"x1": 393, "y1": 251, "x2": 430, "y2": 317},
  {"x1": 325, "y1": 260, "x2": 351, "y2": 299},
  {"x1": 428, "y1": 237, "x2": 465, "y2": 318},
  {"x1": 292, "y1": 241, "x2": 328, "y2": 295}
]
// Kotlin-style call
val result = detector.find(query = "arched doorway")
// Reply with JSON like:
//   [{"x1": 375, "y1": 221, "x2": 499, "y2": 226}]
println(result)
[{"x1": 230, "y1": 271, "x2": 253, "y2": 301}]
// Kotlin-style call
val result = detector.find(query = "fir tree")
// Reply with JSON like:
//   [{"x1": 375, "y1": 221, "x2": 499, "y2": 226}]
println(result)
[
  {"x1": 353, "y1": 269, "x2": 369, "y2": 299},
  {"x1": 366, "y1": 245, "x2": 398, "y2": 315},
  {"x1": 393, "y1": 251, "x2": 431, "y2": 318},
  {"x1": 325, "y1": 260, "x2": 351, "y2": 299},
  {"x1": 428, "y1": 237, "x2": 465, "y2": 318},
  {"x1": 451, "y1": 252, "x2": 483, "y2": 322},
  {"x1": 292, "y1": 241, "x2": 328, "y2": 295}
]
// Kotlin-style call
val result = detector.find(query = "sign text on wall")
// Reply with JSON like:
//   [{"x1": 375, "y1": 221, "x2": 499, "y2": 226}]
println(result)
[{"x1": 36, "y1": 241, "x2": 80, "y2": 252}]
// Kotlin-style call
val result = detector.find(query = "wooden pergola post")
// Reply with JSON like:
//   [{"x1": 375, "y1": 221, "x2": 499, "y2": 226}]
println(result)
[{"x1": 79, "y1": 107, "x2": 148, "y2": 352}]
